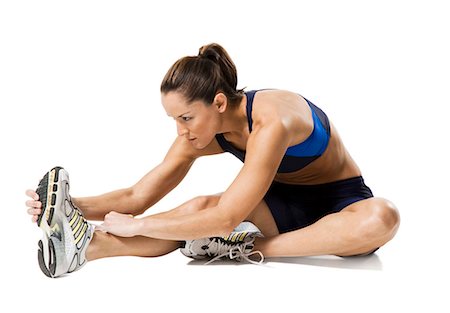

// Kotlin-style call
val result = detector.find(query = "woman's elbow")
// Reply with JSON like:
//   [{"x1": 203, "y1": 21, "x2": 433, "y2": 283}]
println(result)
[{"x1": 215, "y1": 212, "x2": 241, "y2": 237}]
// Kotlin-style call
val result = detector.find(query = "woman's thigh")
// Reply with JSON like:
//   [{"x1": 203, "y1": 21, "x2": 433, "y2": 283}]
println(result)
[
  {"x1": 184, "y1": 193, "x2": 279, "y2": 237},
  {"x1": 245, "y1": 200, "x2": 280, "y2": 237}
]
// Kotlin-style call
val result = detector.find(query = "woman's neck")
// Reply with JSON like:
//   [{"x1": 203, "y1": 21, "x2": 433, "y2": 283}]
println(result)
[{"x1": 220, "y1": 95, "x2": 248, "y2": 137}]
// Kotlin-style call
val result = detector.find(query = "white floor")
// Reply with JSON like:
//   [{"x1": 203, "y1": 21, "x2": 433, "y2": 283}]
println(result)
[
  {"x1": 5, "y1": 228, "x2": 447, "y2": 312},
  {"x1": 1, "y1": 1, "x2": 449, "y2": 312}
]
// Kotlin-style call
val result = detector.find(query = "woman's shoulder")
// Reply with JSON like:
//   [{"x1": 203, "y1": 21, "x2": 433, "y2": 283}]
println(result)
[
  {"x1": 250, "y1": 89, "x2": 312, "y2": 129},
  {"x1": 250, "y1": 89, "x2": 299, "y2": 102}
]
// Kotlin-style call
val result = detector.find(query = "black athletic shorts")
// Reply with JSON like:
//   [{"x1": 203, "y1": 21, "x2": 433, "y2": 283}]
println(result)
[{"x1": 264, "y1": 176, "x2": 374, "y2": 234}]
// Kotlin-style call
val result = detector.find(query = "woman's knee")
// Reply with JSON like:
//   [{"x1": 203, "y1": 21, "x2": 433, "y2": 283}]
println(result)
[
  {"x1": 339, "y1": 199, "x2": 400, "y2": 257},
  {"x1": 363, "y1": 198, "x2": 400, "y2": 241},
  {"x1": 184, "y1": 195, "x2": 221, "y2": 214}
]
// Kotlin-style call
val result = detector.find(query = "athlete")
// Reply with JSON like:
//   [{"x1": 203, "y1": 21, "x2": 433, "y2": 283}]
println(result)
[{"x1": 25, "y1": 43, "x2": 400, "y2": 277}]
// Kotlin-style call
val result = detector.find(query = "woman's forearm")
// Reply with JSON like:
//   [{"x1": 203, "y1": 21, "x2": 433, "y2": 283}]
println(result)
[
  {"x1": 74, "y1": 159, "x2": 193, "y2": 221},
  {"x1": 134, "y1": 207, "x2": 232, "y2": 241},
  {"x1": 73, "y1": 188, "x2": 135, "y2": 221}
]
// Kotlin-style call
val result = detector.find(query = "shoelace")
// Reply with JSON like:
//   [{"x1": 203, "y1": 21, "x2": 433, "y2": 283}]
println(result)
[{"x1": 204, "y1": 240, "x2": 265, "y2": 265}]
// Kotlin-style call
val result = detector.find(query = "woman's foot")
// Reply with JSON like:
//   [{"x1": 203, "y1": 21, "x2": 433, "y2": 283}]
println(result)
[
  {"x1": 180, "y1": 221, "x2": 264, "y2": 265},
  {"x1": 36, "y1": 167, "x2": 94, "y2": 278}
]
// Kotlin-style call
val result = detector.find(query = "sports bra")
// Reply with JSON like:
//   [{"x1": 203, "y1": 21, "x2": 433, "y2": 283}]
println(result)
[{"x1": 215, "y1": 90, "x2": 331, "y2": 173}]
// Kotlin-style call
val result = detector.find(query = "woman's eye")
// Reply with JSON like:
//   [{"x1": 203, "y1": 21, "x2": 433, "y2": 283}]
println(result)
[{"x1": 182, "y1": 117, "x2": 191, "y2": 121}]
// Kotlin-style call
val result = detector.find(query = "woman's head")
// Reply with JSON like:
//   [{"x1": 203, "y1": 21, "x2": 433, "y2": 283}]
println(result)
[
  {"x1": 161, "y1": 43, "x2": 244, "y2": 149},
  {"x1": 160, "y1": 43, "x2": 244, "y2": 106}
]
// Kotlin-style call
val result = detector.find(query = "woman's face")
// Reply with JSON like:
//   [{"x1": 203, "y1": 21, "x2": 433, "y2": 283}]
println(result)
[{"x1": 161, "y1": 91, "x2": 222, "y2": 149}]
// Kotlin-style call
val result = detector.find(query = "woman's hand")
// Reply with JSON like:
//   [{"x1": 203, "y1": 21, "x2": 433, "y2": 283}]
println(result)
[
  {"x1": 99, "y1": 211, "x2": 140, "y2": 237},
  {"x1": 25, "y1": 189, "x2": 42, "y2": 223}
]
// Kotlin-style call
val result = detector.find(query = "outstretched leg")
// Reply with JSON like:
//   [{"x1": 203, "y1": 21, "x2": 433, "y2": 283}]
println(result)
[
  {"x1": 85, "y1": 194, "x2": 224, "y2": 261},
  {"x1": 86, "y1": 231, "x2": 181, "y2": 261}
]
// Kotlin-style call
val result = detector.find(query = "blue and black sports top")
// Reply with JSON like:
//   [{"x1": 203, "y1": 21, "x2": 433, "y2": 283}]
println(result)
[{"x1": 215, "y1": 90, "x2": 331, "y2": 173}]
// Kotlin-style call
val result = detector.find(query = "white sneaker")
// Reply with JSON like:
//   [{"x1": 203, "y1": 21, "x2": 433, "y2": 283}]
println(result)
[
  {"x1": 36, "y1": 167, "x2": 94, "y2": 277},
  {"x1": 180, "y1": 221, "x2": 264, "y2": 265}
]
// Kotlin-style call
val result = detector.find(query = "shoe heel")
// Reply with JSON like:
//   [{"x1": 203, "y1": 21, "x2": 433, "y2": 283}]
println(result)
[{"x1": 38, "y1": 237, "x2": 56, "y2": 278}]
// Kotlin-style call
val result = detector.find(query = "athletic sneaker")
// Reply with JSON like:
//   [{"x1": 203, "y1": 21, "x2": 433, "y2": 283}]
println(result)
[
  {"x1": 180, "y1": 221, "x2": 264, "y2": 265},
  {"x1": 35, "y1": 166, "x2": 94, "y2": 278}
]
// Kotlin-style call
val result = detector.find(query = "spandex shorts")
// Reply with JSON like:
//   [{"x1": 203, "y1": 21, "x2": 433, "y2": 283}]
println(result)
[{"x1": 264, "y1": 176, "x2": 374, "y2": 234}]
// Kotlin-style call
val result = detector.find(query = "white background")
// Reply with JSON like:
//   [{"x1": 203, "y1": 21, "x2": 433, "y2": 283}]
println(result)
[{"x1": 1, "y1": 0, "x2": 449, "y2": 312}]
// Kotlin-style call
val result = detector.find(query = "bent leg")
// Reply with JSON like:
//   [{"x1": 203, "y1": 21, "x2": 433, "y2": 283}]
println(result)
[
  {"x1": 254, "y1": 197, "x2": 400, "y2": 257},
  {"x1": 85, "y1": 195, "x2": 400, "y2": 261},
  {"x1": 152, "y1": 194, "x2": 280, "y2": 236}
]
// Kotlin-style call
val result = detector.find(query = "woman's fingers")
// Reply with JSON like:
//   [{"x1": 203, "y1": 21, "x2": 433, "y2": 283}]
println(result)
[
  {"x1": 25, "y1": 189, "x2": 39, "y2": 200},
  {"x1": 25, "y1": 199, "x2": 42, "y2": 208},
  {"x1": 27, "y1": 207, "x2": 42, "y2": 216},
  {"x1": 26, "y1": 189, "x2": 42, "y2": 223}
]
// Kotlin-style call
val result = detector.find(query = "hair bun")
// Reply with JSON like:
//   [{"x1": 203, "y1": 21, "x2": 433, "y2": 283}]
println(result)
[
  {"x1": 161, "y1": 43, "x2": 242, "y2": 106},
  {"x1": 198, "y1": 44, "x2": 220, "y2": 62}
]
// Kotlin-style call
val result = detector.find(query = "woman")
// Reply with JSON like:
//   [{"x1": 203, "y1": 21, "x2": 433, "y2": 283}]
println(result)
[{"x1": 25, "y1": 43, "x2": 400, "y2": 277}]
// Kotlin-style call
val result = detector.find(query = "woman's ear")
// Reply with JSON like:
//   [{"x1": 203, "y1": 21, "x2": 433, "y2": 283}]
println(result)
[{"x1": 213, "y1": 93, "x2": 228, "y2": 113}]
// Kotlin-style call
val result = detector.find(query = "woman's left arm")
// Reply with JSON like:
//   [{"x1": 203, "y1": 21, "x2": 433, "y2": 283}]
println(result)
[{"x1": 101, "y1": 122, "x2": 290, "y2": 240}]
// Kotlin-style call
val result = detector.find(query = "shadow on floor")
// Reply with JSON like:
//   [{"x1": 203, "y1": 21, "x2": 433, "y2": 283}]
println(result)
[
  {"x1": 265, "y1": 254, "x2": 383, "y2": 271},
  {"x1": 187, "y1": 253, "x2": 383, "y2": 270}
]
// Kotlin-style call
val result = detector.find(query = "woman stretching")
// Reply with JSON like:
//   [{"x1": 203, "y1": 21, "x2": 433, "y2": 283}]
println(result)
[{"x1": 25, "y1": 43, "x2": 400, "y2": 277}]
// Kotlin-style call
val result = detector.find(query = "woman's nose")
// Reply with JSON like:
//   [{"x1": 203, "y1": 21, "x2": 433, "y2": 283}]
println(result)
[{"x1": 176, "y1": 122, "x2": 188, "y2": 137}]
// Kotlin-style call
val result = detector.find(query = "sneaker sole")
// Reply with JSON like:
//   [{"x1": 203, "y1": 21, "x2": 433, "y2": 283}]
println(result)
[
  {"x1": 36, "y1": 166, "x2": 63, "y2": 228},
  {"x1": 35, "y1": 166, "x2": 65, "y2": 278}
]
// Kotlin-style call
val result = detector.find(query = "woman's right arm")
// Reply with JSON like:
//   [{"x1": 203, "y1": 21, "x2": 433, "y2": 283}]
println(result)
[{"x1": 26, "y1": 135, "x2": 223, "y2": 222}]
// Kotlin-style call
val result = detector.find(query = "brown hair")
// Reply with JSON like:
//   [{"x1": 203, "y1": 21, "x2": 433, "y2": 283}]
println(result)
[{"x1": 160, "y1": 43, "x2": 244, "y2": 106}]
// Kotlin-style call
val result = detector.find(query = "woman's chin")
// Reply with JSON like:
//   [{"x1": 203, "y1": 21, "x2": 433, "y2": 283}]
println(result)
[{"x1": 190, "y1": 138, "x2": 208, "y2": 149}]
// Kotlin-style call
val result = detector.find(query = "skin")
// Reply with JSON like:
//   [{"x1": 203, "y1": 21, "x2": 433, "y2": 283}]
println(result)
[{"x1": 25, "y1": 89, "x2": 400, "y2": 260}]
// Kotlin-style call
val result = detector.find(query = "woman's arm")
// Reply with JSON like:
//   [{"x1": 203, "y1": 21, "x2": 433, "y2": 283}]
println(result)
[
  {"x1": 101, "y1": 121, "x2": 290, "y2": 240},
  {"x1": 75, "y1": 135, "x2": 222, "y2": 220},
  {"x1": 74, "y1": 158, "x2": 192, "y2": 220}
]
